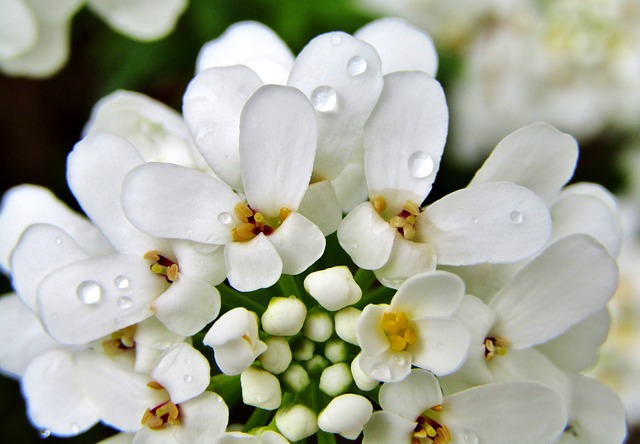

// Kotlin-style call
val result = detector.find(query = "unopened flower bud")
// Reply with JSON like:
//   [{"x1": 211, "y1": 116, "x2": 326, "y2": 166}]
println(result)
[
  {"x1": 304, "y1": 266, "x2": 362, "y2": 311},
  {"x1": 275, "y1": 404, "x2": 318, "y2": 442},
  {"x1": 350, "y1": 353, "x2": 378, "y2": 391},
  {"x1": 302, "y1": 310, "x2": 333, "y2": 342},
  {"x1": 291, "y1": 336, "x2": 315, "y2": 361},
  {"x1": 282, "y1": 363, "x2": 310, "y2": 392},
  {"x1": 261, "y1": 296, "x2": 307, "y2": 336},
  {"x1": 335, "y1": 307, "x2": 361, "y2": 345},
  {"x1": 324, "y1": 338, "x2": 348, "y2": 363},
  {"x1": 319, "y1": 362, "x2": 352, "y2": 396},
  {"x1": 259, "y1": 336, "x2": 292, "y2": 375},
  {"x1": 305, "y1": 354, "x2": 330, "y2": 375},
  {"x1": 318, "y1": 394, "x2": 373, "y2": 440},
  {"x1": 241, "y1": 366, "x2": 282, "y2": 410}
]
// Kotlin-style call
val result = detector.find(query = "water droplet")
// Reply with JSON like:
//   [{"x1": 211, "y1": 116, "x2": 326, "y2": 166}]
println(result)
[
  {"x1": 510, "y1": 210, "x2": 523, "y2": 224},
  {"x1": 217, "y1": 212, "x2": 232, "y2": 225},
  {"x1": 331, "y1": 34, "x2": 343, "y2": 45},
  {"x1": 186, "y1": 228, "x2": 193, "y2": 235},
  {"x1": 114, "y1": 316, "x2": 122, "y2": 325},
  {"x1": 462, "y1": 430, "x2": 479, "y2": 444},
  {"x1": 76, "y1": 281, "x2": 102, "y2": 305},
  {"x1": 310, "y1": 85, "x2": 337, "y2": 112},
  {"x1": 54, "y1": 238, "x2": 62, "y2": 245},
  {"x1": 183, "y1": 374, "x2": 192, "y2": 383},
  {"x1": 114, "y1": 275, "x2": 129, "y2": 289},
  {"x1": 471, "y1": 217, "x2": 479, "y2": 224},
  {"x1": 70, "y1": 423, "x2": 80, "y2": 434},
  {"x1": 216, "y1": 395, "x2": 223, "y2": 403},
  {"x1": 39, "y1": 428, "x2": 51, "y2": 438},
  {"x1": 370, "y1": 363, "x2": 391, "y2": 381},
  {"x1": 393, "y1": 355, "x2": 406, "y2": 366},
  {"x1": 347, "y1": 56, "x2": 367, "y2": 76},
  {"x1": 51, "y1": 312, "x2": 59, "y2": 319},
  {"x1": 408, "y1": 151, "x2": 434, "y2": 178},
  {"x1": 117, "y1": 296, "x2": 133, "y2": 309}
]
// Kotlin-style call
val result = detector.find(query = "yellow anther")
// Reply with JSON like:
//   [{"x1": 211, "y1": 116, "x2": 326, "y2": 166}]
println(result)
[
  {"x1": 382, "y1": 311, "x2": 417, "y2": 351},
  {"x1": 404, "y1": 328, "x2": 418, "y2": 345},
  {"x1": 426, "y1": 424, "x2": 438, "y2": 438},
  {"x1": 151, "y1": 264, "x2": 167, "y2": 275},
  {"x1": 147, "y1": 381, "x2": 164, "y2": 390},
  {"x1": 414, "y1": 429, "x2": 427, "y2": 439},
  {"x1": 406, "y1": 215, "x2": 417, "y2": 225},
  {"x1": 233, "y1": 223, "x2": 257, "y2": 241},
  {"x1": 144, "y1": 250, "x2": 162, "y2": 261},
  {"x1": 431, "y1": 404, "x2": 443, "y2": 412},
  {"x1": 234, "y1": 202, "x2": 254, "y2": 223},
  {"x1": 279, "y1": 207, "x2": 291, "y2": 221},
  {"x1": 254, "y1": 212, "x2": 265, "y2": 223},
  {"x1": 371, "y1": 195, "x2": 386, "y2": 214},
  {"x1": 166, "y1": 264, "x2": 179, "y2": 282},
  {"x1": 389, "y1": 335, "x2": 407, "y2": 351},
  {"x1": 102, "y1": 325, "x2": 137, "y2": 356},
  {"x1": 403, "y1": 201, "x2": 421, "y2": 216},
  {"x1": 389, "y1": 216, "x2": 407, "y2": 228},
  {"x1": 141, "y1": 401, "x2": 181, "y2": 430},
  {"x1": 402, "y1": 224, "x2": 416, "y2": 240},
  {"x1": 395, "y1": 312, "x2": 409, "y2": 329},
  {"x1": 438, "y1": 425, "x2": 451, "y2": 441},
  {"x1": 484, "y1": 336, "x2": 509, "y2": 362}
]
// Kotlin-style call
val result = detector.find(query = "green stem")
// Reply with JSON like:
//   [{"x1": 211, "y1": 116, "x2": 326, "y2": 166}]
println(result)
[
  {"x1": 278, "y1": 274, "x2": 314, "y2": 307},
  {"x1": 242, "y1": 407, "x2": 273, "y2": 432},
  {"x1": 354, "y1": 268, "x2": 377, "y2": 292},
  {"x1": 317, "y1": 431, "x2": 338, "y2": 444},
  {"x1": 218, "y1": 283, "x2": 267, "y2": 316}
]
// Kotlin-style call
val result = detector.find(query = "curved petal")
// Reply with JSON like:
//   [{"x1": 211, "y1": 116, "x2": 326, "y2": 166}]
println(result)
[
  {"x1": 469, "y1": 122, "x2": 578, "y2": 202},
  {"x1": 297, "y1": 181, "x2": 343, "y2": 236},
  {"x1": 0, "y1": 294, "x2": 59, "y2": 378},
  {"x1": 224, "y1": 234, "x2": 282, "y2": 292},
  {"x1": 364, "y1": 71, "x2": 448, "y2": 210},
  {"x1": 358, "y1": 348, "x2": 411, "y2": 383},
  {"x1": 391, "y1": 271, "x2": 465, "y2": 318},
  {"x1": 183, "y1": 65, "x2": 263, "y2": 191},
  {"x1": 267, "y1": 212, "x2": 325, "y2": 275},
  {"x1": 68, "y1": 133, "x2": 163, "y2": 255},
  {"x1": 152, "y1": 273, "x2": 220, "y2": 336},
  {"x1": 38, "y1": 254, "x2": 168, "y2": 344},
  {"x1": 332, "y1": 160, "x2": 368, "y2": 212},
  {"x1": 196, "y1": 21, "x2": 293, "y2": 85},
  {"x1": 288, "y1": 32, "x2": 383, "y2": 181},
  {"x1": 490, "y1": 235, "x2": 617, "y2": 349},
  {"x1": 362, "y1": 411, "x2": 415, "y2": 444},
  {"x1": 0, "y1": 0, "x2": 37, "y2": 59},
  {"x1": 355, "y1": 18, "x2": 438, "y2": 76},
  {"x1": 240, "y1": 85, "x2": 317, "y2": 216},
  {"x1": 374, "y1": 237, "x2": 437, "y2": 289},
  {"x1": 379, "y1": 369, "x2": 442, "y2": 419},
  {"x1": 86, "y1": 0, "x2": 186, "y2": 41},
  {"x1": 337, "y1": 202, "x2": 396, "y2": 269},
  {"x1": 22, "y1": 349, "x2": 99, "y2": 437},
  {"x1": 151, "y1": 343, "x2": 210, "y2": 404},
  {"x1": 356, "y1": 304, "x2": 390, "y2": 356},
  {"x1": 0, "y1": 184, "x2": 111, "y2": 273},
  {"x1": 133, "y1": 317, "x2": 185, "y2": 374},
  {"x1": 453, "y1": 295, "x2": 497, "y2": 345},
  {"x1": 122, "y1": 162, "x2": 241, "y2": 245},
  {"x1": 410, "y1": 318, "x2": 470, "y2": 376},
  {"x1": 172, "y1": 392, "x2": 229, "y2": 444},
  {"x1": 171, "y1": 240, "x2": 226, "y2": 285},
  {"x1": 420, "y1": 182, "x2": 551, "y2": 265}
]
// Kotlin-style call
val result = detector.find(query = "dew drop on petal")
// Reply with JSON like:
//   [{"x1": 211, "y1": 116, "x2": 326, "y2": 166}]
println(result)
[
  {"x1": 70, "y1": 423, "x2": 80, "y2": 434},
  {"x1": 216, "y1": 395, "x2": 223, "y2": 403},
  {"x1": 118, "y1": 296, "x2": 133, "y2": 310},
  {"x1": 331, "y1": 34, "x2": 343, "y2": 45},
  {"x1": 114, "y1": 275, "x2": 130, "y2": 289},
  {"x1": 370, "y1": 363, "x2": 391, "y2": 381},
  {"x1": 39, "y1": 429, "x2": 51, "y2": 438},
  {"x1": 311, "y1": 85, "x2": 337, "y2": 112},
  {"x1": 54, "y1": 238, "x2": 62, "y2": 245},
  {"x1": 471, "y1": 217, "x2": 479, "y2": 224},
  {"x1": 217, "y1": 212, "x2": 232, "y2": 225},
  {"x1": 76, "y1": 281, "x2": 102, "y2": 305},
  {"x1": 509, "y1": 210, "x2": 523, "y2": 224},
  {"x1": 462, "y1": 430, "x2": 479, "y2": 444},
  {"x1": 183, "y1": 374, "x2": 192, "y2": 383},
  {"x1": 114, "y1": 316, "x2": 123, "y2": 326},
  {"x1": 393, "y1": 355, "x2": 406, "y2": 366},
  {"x1": 347, "y1": 56, "x2": 367, "y2": 76},
  {"x1": 408, "y1": 151, "x2": 434, "y2": 178}
]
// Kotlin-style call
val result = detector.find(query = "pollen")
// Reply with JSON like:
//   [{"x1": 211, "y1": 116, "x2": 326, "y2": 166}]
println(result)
[
  {"x1": 382, "y1": 311, "x2": 418, "y2": 352},
  {"x1": 231, "y1": 202, "x2": 291, "y2": 242},
  {"x1": 102, "y1": 325, "x2": 137, "y2": 355},
  {"x1": 484, "y1": 336, "x2": 509, "y2": 361},
  {"x1": 144, "y1": 250, "x2": 179, "y2": 283},
  {"x1": 371, "y1": 195, "x2": 386, "y2": 214},
  {"x1": 141, "y1": 400, "x2": 181, "y2": 430},
  {"x1": 413, "y1": 414, "x2": 451, "y2": 444}
]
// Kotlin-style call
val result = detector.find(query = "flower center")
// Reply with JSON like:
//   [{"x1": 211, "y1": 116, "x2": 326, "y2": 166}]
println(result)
[
  {"x1": 382, "y1": 311, "x2": 418, "y2": 351},
  {"x1": 144, "y1": 250, "x2": 179, "y2": 282},
  {"x1": 231, "y1": 202, "x2": 291, "y2": 242},
  {"x1": 371, "y1": 196, "x2": 422, "y2": 240},
  {"x1": 413, "y1": 406, "x2": 450, "y2": 444},
  {"x1": 484, "y1": 336, "x2": 509, "y2": 361},
  {"x1": 102, "y1": 324, "x2": 137, "y2": 355},
  {"x1": 141, "y1": 382, "x2": 181, "y2": 430}
]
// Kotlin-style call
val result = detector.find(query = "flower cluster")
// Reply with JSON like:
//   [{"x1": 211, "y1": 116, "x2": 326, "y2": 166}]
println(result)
[{"x1": 0, "y1": 18, "x2": 627, "y2": 443}]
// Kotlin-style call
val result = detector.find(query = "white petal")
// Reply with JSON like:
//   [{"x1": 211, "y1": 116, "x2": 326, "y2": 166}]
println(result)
[
  {"x1": 355, "y1": 18, "x2": 438, "y2": 76},
  {"x1": 391, "y1": 271, "x2": 465, "y2": 318},
  {"x1": 240, "y1": 366, "x2": 282, "y2": 410},
  {"x1": 11, "y1": 223, "x2": 89, "y2": 311},
  {"x1": 374, "y1": 238, "x2": 437, "y2": 289},
  {"x1": 362, "y1": 411, "x2": 415, "y2": 444},
  {"x1": 410, "y1": 318, "x2": 470, "y2": 376},
  {"x1": 171, "y1": 239, "x2": 227, "y2": 285},
  {"x1": 122, "y1": 162, "x2": 240, "y2": 245},
  {"x1": 337, "y1": 202, "x2": 396, "y2": 269},
  {"x1": 196, "y1": 21, "x2": 294, "y2": 85},
  {"x1": 453, "y1": 295, "x2": 498, "y2": 345},
  {"x1": 0, "y1": 0, "x2": 37, "y2": 59},
  {"x1": 151, "y1": 343, "x2": 210, "y2": 404},
  {"x1": 77, "y1": 351, "x2": 166, "y2": 432},
  {"x1": 364, "y1": 71, "x2": 447, "y2": 209},
  {"x1": 99, "y1": 433, "x2": 135, "y2": 444},
  {"x1": 38, "y1": 254, "x2": 167, "y2": 344},
  {"x1": 0, "y1": 184, "x2": 111, "y2": 273},
  {"x1": 304, "y1": 266, "x2": 361, "y2": 311},
  {"x1": 297, "y1": 181, "x2": 343, "y2": 236},
  {"x1": 67, "y1": 133, "x2": 162, "y2": 254},
  {"x1": 358, "y1": 348, "x2": 411, "y2": 383},
  {"x1": 183, "y1": 66, "x2": 263, "y2": 191},
  {"x1": 22, "y1": 349, "x2": 99, "y2": 436},
  {"x1": 356, "y1": 304, "x2": 390, "y2": 356},
  {"x1": 444, "y1": 382, "x2": 567, "y2": 444},
  {"x1": 0, "y1": 294, "x2": 59, "y2": 378},
  {"x1": 550, "y1": 190, "x2": 621, "y2": 257},
  {"x1": 288, "y1": 32, "x2": 383, "y2": 181},
  {"x1": 332, "y1": 160, "x2": 368, "y2": 212},
  {"x1": 133, "y1": 317, "x2": 185, "y2": 374},
  {"x1": 318, "y1": 394, "x2": 373, "y2": 440},
  {"x1": 379, "y1": 368, "x2": 442, "y2": 420},
  {"x1": 240, "y1": 85, "x2": 317, "y2": 216},
  {"x1": 87, "y1": 0, "x2": 186, "y2": 41},
  {"x1": 152, "y1": 274, "x2": 220, "y2": 336},
  {"x1": 267, "y1": 212, "x2": 325, "y2": 275},
  {"x1": 169, "y1": 392, "x2": 228, "y2": 444},
  {"x1": 469, "y1": 122, "x2": 578, "y2": 201},
  {"x1": 420, "y1": 182, "x2": 552, "y2": 265},
  {"x1": 224, "y1": 234, "x2": 283, "y2": 291},
  {"x1": 490, "y1": 235, "x2": 617, "y2": 348}
]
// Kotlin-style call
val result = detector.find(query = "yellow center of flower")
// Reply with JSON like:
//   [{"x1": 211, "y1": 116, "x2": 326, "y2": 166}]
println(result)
[
  {"x1": 144, "y1": 250, "x2": 179, "y2": 282},
  {"x1": 141, "y1": 382, "x2": 181, "y2": 430},
  {"x1": 484, "y1": 336, "x2": 509, "y2": 361},
  {"x1": 371, "y1": 196, "x2": 422, "y2": 240},
  {"x1": 231, "y1": 202, "x2": 291, "y2": 242},
  {"x1": 413, "y1": 406, "x2": 450, "y2": 444},
  {"x1": 102, "y1": 324, "x2": 137, "y2": 355},
  {"x1": 382, "y1": 311, "x2": 418, "y2": 351}
]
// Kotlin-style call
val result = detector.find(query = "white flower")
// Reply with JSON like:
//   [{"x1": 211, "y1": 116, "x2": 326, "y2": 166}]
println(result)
[
  {"x1": 318, "y1": 394, "x2": 373, "y2": 440},
  {"x1": 258, "y1": 336, "x2": 292, "y2": 375},
  {"x1": 303, "y1": 266, "x2": 362, "y2": 311},
  {"x1": 240, "y1": 366, "x2": 282, "y2": 410},
  {"x1": 363, "y1": 368, "x2": 567, "y2": 444},
  {"x1": 334, "y1": 307, "x2": 361, "y2": 345},
  {"x1": 203, "y1": 307, "x2": 267, "y2": 375},
  {"x1": 302, "y1": 310, "x2": 334, "y2": 342},
  {"x1": 216, "y1": 430, "x2": 289, "y2": 444},
  {"x1": 356, "y1": 271, "x2": 471, "y2": 382},
  {"x1": 319, "y1": 362, "x2": 352, "y2": 396},
  {"x1": 275, "y1": 404, "x2": 318, "y2": 442},
  {"x1": 261, "y1": 296, "x2": 307, "y2": 336}
]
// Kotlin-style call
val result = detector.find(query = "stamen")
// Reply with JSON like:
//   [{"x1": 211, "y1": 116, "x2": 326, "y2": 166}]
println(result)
[
  {"x1": 371, "y1": 195, "x2": 386, "y2": 214},
  {"x1": 484, "y1": 336, "x2": 509, "y2": 361},
  {"x1": 102, "y1": 325, "x2": 137, "y2": 355},
  {"x1": 141, "y1": 400, "x2": 181, "y2": 430},
  {"x1": 147, "y1": 381, "x2": 164, "y2": 390},
  {"x1": 382, "y1": 310, "x2": 418, "y2": 352},
  {"x1": 145, "y1": 251, "x2": 179, "y2": 283},
  {"x1": 235, "y1": 202, "x2": 254, "y2": 223},
  {"x1": 231, "y1": 204, "x2": 291, "y2": 242},
  {"x1": 413, "y1": 414, "x2": 451, "y2": 444}
]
